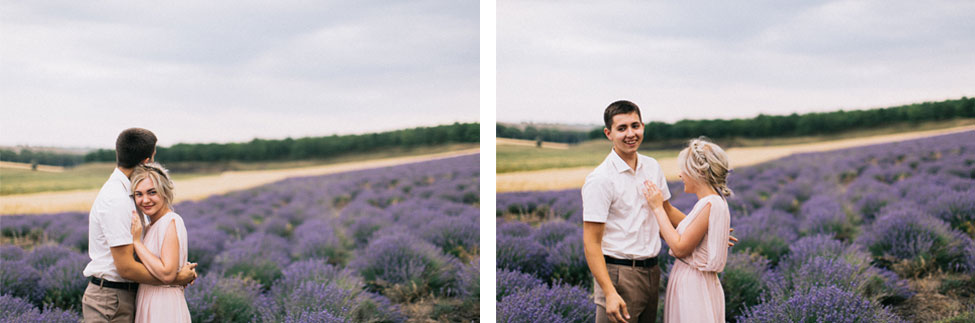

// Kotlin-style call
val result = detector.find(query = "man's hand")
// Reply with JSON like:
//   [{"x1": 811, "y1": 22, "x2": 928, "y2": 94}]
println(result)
[
  {"x1": 605, "y1": 292, "x2": 630, "y2": 323},
  {"x1": 173, "y1": 262, "x2": 198, "y2": 286},
  {"x1": 728, "y1": 228, "x2": 738, "y2": 247}
]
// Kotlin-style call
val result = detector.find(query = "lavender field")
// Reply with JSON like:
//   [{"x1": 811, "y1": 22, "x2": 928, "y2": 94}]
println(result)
[
  {"x1": 1, "y1": 154, "x2": 480, "y2": 322},
  {"x1": 497, "y1": 132, "x2": 975, "y2": 323}
]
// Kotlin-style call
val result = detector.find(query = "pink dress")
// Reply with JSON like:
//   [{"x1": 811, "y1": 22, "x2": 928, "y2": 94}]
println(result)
[
  {"x1": 664, "y1": 195, "x2": 730, "y2": 323},
  {"x1": 134, "y1": 212, "x2": 191, "y2": 323}
]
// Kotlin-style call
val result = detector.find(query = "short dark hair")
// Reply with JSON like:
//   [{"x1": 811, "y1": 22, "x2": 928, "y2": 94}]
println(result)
[
  {"x1": 603, "y1": 100, "x2": 643, "y2": 129},
  {"x1": 116, "y1": 128, "x2": 157, "y2": 168}
]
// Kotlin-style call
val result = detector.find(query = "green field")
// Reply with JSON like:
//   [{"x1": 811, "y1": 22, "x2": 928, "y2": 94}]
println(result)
[
  {"x1": 497, "y1": 118, "x2": 975, "y2": 174},
  {"x1": 0, "y1": 143, "x2": 477, "y2": 196},
  {"x1": 496, "y1": 140, "x2": 679, "y2": 173}
]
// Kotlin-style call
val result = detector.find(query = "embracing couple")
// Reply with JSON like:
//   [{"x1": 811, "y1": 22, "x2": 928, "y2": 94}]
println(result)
[
  {"x1": 82, "y1": 128, "x2": 195, "y2": 323},
  {"x1": 583, "y1": 101, "x2": 736, "y2": 323}
]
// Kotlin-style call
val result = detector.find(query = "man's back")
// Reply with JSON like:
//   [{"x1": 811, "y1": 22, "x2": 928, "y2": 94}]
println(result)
[{"x1": 83, "y1": 168, "x2": 135, "y2": 282}]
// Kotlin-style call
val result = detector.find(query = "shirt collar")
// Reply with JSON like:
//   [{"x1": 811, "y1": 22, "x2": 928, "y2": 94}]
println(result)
[
  {"x1": 112, "y1": 167, "x2": 133, "y2": 193},
  {"x1": 608, "y1": 148, "x2": 642, "y2": 174}
]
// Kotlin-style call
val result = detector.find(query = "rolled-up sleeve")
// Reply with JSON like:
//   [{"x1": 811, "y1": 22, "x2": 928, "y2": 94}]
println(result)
[
  {"x1": 100, "y1": 195, "x2": 135, "y2": 247},
  {"x1": 656, "y1": 164, "x2": 672, "y2": 201},
  {"x1": 582, "y1": 174, "x2": 612, "y2": 223}
]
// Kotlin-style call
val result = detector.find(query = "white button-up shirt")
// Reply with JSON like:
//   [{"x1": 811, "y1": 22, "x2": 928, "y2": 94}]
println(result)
[
  {"x1": 582, "y1": 149, "x2": 671, "y2": 260},
  {"x1": 83, "y1": 168, "x2": 137, "y2": 282}
]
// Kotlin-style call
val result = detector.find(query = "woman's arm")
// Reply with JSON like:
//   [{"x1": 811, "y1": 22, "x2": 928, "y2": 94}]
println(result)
[
  {"x1": 131, "y1": 217, "x2": 181, "y2": 284},
  {"x1": 651, "y1": 203, "x2": 710, "y2": 258},
  {"x1": 662, "y1": 201, "x2": 686, "y2": 227},
  {"x1": 643, "y1": 181, "x2": 710, "y2": 258}
]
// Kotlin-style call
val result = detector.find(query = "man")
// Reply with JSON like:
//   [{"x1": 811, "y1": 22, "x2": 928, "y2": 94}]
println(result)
[
  {"x1": 82, "y1": 128, "x2": 197, "y2": 323},
  {"x1": 582, "y1": 101, "x2": 734, "y2": 323}
]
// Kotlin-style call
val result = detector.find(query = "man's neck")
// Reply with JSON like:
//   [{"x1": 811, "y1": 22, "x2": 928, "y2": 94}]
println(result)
[
  {"x1": 615, "y1": 149, "x2": 639, "y2": 171},
  {"x1": 118, "y1": 166, "x2": 134, "y2": 178}
]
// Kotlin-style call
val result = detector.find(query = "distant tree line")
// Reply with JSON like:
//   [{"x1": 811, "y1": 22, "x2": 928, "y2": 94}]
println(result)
[
  {"x1": 498, "y1": 98, "x2": 975, "y2": 143},
  {"x1": 82, "y1": 123, "x2": 479, "y2": 164},
  {"x1": 0, "y1": 149, "x2": 86, "y2": 167},
  {"x1": 497, "y1": 124, "x2": 591, "y2": 144}
]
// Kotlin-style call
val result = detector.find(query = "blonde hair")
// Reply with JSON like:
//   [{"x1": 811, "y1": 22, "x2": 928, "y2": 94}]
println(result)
[
  {"x1": 130, "y1": 162, "x2": 175, "y2": 210},
  {"x1": 677, "y1": 137, "x2": 733, "y2": 197}
]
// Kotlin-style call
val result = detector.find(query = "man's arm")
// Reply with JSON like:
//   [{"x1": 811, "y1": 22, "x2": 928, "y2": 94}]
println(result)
[
  {"x1": 111, "y1": 244, "x2": 163, "y2": 284},
  {"x1": 584, "y1": 222, "x2": 629, "y2": 323},
  {"x1": 111, "y1": 245, "x2": 197, "y2": 285}
]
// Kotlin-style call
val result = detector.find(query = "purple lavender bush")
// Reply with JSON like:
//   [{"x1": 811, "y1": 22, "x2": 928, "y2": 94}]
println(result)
[
  {"x1": 497, "y1": 269, "x2": 544, "y2": 301},
  {"x1": 0, "y1": 294, "x2": 81, "y2": 323},
  {"x1": 0, "y1": 245, "x2": 25, "y2": 261},
  {"x1": 293, "y1": 218, "x2": 348, "y2": 265},
  {"x1": 931, "y1": 189, "x2": 975, "y2": 238},
  {"x1": 531, "y1": 220, "x2": 581, "y2": 248},
  {"x1": 497, "y1": 283, "x2": 595, "y2": 323},
  {"x1": 263, "y1": 258, "x2": 406, "y2": 322},
  {"x1": 720, "y1": 251, "x2": 772, "y2": 322},
  {"x1": 351, "y1": 232, "x2": 460, "y2": 301},
  {"x1": 185, "y1": 274, "x2": 267, "y2": 323},
  {"x1": 212, "y1": 233, "x2": 292, "y2": 289},
  {"x1": 857, "y1": 208, "x2": 975, "y2": 276},
  {"x1": 546, "y1": 230, "x2": 590, "y2": 288},
  {"x1": 497, "y1": 234, "x2": 553, "y2": 278},
  {"x1": 732, "y1": 208, "x2": 799, "y2": 265},
  {"x1": 0, "y1": 258, "x2": 44, "y2": 305},
  {"x1": 38, "y1": 251, "x2": 89, "y2": 311},
  {"x1": 798, "y1": 194, "x2": 855, "y2": 241},
  {"x1": 739, "y1": 285, "x2": 903, "y2": 323}
]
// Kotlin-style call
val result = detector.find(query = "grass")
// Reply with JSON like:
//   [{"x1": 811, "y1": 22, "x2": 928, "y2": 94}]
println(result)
[
  {"x1": 497, "y1": 118, "x2": 974, "y2": 174},
  {"x1": 0, "y1": 143, "x2": 477, "y2": 196},
  {"x1": 0, "y1": 163, "x2": 207, "y2": 196},
  {"x1": 496, "y1": 140, "x2": 678, "y2": 173}
]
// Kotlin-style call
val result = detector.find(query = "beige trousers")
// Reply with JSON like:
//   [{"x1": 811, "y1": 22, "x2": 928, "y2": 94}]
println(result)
[
  {"x1": 594, "y1": 263, "x2": 661, "y2": 323},
  {"x1": 82, "y1": 281, "x2": 137, "y2": 323}
]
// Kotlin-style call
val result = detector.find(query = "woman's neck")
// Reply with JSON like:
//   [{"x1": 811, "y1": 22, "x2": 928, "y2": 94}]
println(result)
[
  {"x1": 693, "y1": 185, "x2": 718, "y2": 200},
  {"x1": 148, "y1": 206, "x2": 171, "y2": 225}
]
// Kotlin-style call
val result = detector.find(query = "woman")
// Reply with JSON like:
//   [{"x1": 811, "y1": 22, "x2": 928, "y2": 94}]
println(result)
[
  {"x1": 128, "y1": 162, "x2": 191, "y2": 323},
  {"x1": 643, "y1": 137, "x2": 732, "y2": 323}
]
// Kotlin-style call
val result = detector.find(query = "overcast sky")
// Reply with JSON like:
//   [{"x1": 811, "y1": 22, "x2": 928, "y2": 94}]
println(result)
[
  {"x1": 498, "y1": 0, "x2": 975, "y2": 125},
  {"x1": 1, "y1": 1, "x2": 478, "y2": 148}
]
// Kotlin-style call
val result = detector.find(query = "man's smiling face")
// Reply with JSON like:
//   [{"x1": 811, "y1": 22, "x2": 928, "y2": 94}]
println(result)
[{"x1": 604, "y1": 112, "x2": 643, "y2": 156}]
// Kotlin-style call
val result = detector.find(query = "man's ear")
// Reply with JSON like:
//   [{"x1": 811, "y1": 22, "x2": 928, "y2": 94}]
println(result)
[{"x1": 604, "y1": 127, "x2": 612, "y2": 141}]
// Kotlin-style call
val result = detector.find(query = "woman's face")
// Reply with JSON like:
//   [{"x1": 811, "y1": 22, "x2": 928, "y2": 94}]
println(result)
[{"x1": 134, "y1": 177, "x2": 166, "y2": 217}]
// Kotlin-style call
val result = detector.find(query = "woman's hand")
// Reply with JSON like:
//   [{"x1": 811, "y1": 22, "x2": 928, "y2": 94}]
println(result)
[
  {"x1": 643, "y1": 180, "x2": 665, "y2": 209},
  {"x1": 131, "y1": 210, "x2": 144, "y2": 242}
]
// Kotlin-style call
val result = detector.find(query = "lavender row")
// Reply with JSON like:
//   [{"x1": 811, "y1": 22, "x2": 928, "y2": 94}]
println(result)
[
  {"x1": 497, "y1": 131, "x2": 975, "y2": 322},
  {"x1": 2, "y1": 154, "x2": 480, "y2": 322}
]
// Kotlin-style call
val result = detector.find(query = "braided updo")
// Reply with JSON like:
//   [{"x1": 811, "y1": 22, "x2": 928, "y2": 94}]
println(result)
[{"x1": 677, "y1": 137, "x2": 733, "y2": 197}]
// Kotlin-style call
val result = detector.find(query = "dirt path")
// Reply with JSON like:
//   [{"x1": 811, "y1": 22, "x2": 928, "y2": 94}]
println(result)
[
  {"x1": 1, "y1": 148, "x2": 480, "y2": 215},
  {"x1": 497, "y1": 125, "x2": 974, "y2": 192}
]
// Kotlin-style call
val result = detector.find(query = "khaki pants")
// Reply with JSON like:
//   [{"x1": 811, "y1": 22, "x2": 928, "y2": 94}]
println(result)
[
  {"x1": 82, "y1": 281, "x2": 137, "y2": 323},
  {"x1": 594, "y1": 263, "x2": 661, "y2": 323}
]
